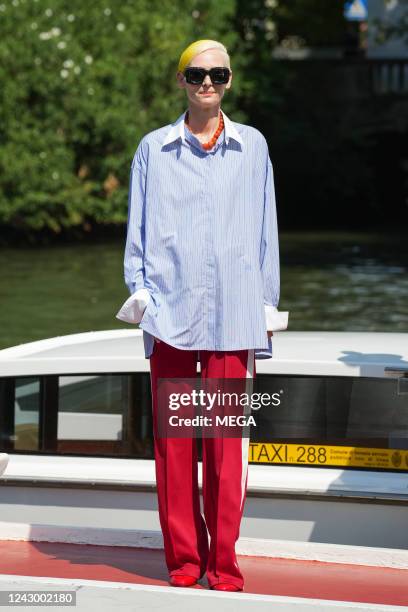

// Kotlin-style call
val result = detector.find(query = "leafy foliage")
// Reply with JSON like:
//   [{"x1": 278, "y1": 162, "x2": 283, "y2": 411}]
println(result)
[
  {"x1": 0, "y1": 0, "x2": 237, "y2": 237},
  {"x1": 0, "y1": 0, "x2": 405, "y2": 240}
]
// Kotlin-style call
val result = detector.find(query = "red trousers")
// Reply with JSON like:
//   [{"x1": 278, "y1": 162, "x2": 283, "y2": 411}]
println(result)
[{"x1": 149, "y1": 340, "x2": 256, "y2": 589}]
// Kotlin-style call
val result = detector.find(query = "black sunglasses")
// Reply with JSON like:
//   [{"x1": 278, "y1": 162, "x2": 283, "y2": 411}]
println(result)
[{"x1": 184, "y1": 66, "x2": 231, "y2": 85}]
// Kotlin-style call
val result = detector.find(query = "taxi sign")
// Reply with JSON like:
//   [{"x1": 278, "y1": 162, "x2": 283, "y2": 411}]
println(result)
[{"x1": 249, "y1": 442, "x2": 408, "y2": 470}]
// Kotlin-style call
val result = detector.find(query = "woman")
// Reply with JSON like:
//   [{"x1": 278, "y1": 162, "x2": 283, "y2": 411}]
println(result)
[{"x1": 117, "y1": 39, "x2": 287, "y2": 591}]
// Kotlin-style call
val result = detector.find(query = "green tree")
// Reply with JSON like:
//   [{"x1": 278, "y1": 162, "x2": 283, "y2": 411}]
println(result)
[
  {"x1": 371, "y1": 0, "x2": 408, "y2": 44},
  {"x1": 0, "y1": 0, "x2": 238, "y2": 241}
]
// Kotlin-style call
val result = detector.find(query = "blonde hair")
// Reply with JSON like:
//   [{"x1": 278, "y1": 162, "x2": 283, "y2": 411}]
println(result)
[{"x1": 178, "y1": 39, "x2": 230, "y2": 73}]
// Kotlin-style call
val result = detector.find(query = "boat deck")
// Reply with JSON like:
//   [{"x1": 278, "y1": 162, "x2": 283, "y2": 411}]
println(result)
[{"x1": 1, "y1": 540, "x2": 407, "y2": 610}]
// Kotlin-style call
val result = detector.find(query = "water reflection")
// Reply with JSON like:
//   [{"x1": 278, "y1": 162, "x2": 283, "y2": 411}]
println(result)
[
  {"x1": 0, "y1": 231, "x2": 407, "y2": 349},
  {"x1": 282, "y1": 232, "x2": 408, "y2": 332}
]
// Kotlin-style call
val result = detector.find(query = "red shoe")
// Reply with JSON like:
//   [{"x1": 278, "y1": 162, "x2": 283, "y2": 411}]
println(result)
[
  {"x1": 169, "y1": 574, "x2": 197, "y2": 587},
  {"x1": 211, "y1": 582, "x2": 242, "y2": 592}
]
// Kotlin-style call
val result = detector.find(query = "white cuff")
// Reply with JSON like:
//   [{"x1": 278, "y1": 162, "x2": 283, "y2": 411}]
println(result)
[
  {"x1": 265, "y1": 305, "x2": 289, "y2": 331},
  {"x1": 116, "y1": 288, "x2": 151, "y2": 324}
]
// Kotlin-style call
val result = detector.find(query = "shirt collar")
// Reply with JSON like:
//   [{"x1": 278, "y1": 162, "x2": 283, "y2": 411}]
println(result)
[{"x1": 161, "y1": 108, "x2": 243, "y2": 149}]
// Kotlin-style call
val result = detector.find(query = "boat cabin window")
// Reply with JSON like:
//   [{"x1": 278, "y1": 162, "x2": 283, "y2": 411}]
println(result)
[{"x1": 0, "y1": 373, "x2": 407, "y2": 472}]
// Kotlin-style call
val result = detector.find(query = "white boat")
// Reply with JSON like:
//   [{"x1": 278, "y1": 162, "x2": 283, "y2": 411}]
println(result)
[
  {"x1": 0, "y1": 453, "x2": 8, "y2": 477},
  {"x1": 0, "y1": 329, "x2": 407, "y2": 610}
]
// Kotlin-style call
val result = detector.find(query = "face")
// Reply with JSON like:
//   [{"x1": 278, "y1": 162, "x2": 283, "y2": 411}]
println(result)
[{"x1": 176, "y1": 48, "x2": 232, "y2": 110}]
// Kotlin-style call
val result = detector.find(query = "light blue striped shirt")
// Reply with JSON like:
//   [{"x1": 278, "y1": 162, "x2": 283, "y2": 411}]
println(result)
[{"x1": 122, "y1": 108, "x2": 281, "y2": 360}]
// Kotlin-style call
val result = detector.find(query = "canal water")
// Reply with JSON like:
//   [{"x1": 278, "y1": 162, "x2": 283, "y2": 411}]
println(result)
[{"x1": 0, "y1": 231, "x2": 407, "y2": 350}]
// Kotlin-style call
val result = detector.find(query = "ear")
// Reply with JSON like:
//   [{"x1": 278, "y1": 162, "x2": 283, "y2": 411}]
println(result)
[
  {"x1": 225, "y1": 70, "x2": 232, "y2": 90},
  {"x1": 176, "y1": 71, "x2": 186, "y2": 89}
]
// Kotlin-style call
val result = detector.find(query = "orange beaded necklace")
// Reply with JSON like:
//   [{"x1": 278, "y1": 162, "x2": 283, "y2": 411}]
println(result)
[{"x1": 184, "y1": 110, "x2": 224, "y2": 150}]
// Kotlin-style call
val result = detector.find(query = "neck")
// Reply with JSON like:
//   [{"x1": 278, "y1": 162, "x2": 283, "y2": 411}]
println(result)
[{"x1": 185, "y1": 104, "x2": 221, "y2": 139}]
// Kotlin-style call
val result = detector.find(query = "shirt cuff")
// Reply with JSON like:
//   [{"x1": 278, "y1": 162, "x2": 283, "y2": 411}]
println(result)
[
  {"x1": 116, "y1": 288, "x2": 151, "y2": 324},
  {"x1": 265, "y1": 304, "x2": 289, "y2": 331}
]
